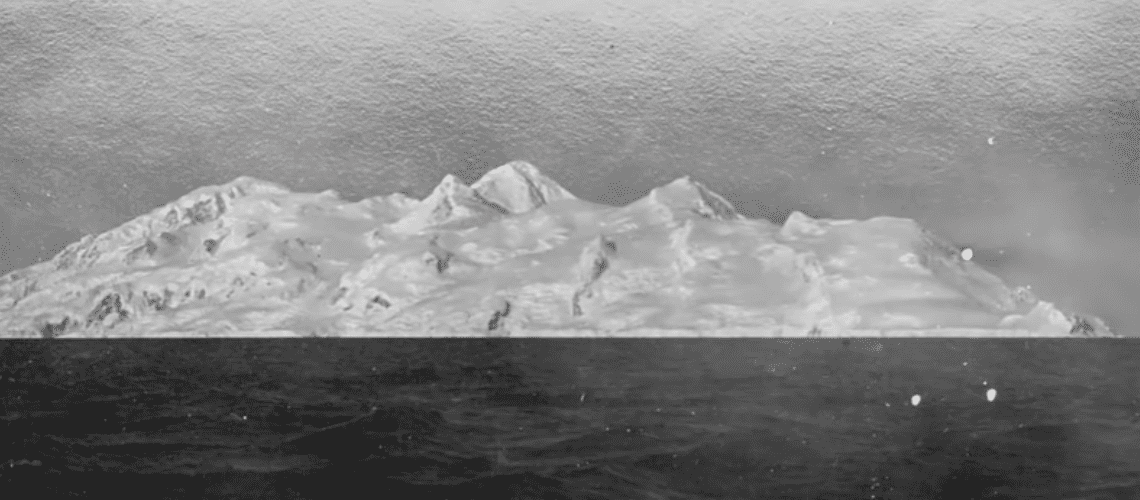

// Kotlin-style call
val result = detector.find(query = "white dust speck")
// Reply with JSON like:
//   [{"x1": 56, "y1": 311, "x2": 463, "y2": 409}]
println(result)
[
  {"x1": 962, "y1": 362, "x2": 968, "y2": 366},
  {"x1": 986, "y1": 388, "x2": 997, "y2": 402},
  {"x1": 988, "y1": 137, "x2": 995, "y2": 145},
  {"x1": 911, "y1": 394, "x2": 921, "y2": 406},
  {"x1": 961, "y1": 248, "x2": 972, "y2": 261}
]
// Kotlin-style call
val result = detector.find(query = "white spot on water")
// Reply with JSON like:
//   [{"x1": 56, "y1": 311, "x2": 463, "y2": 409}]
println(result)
[
  {"x1": 986, "y1": 388, "x2": 997, "y2": 402},
  {"x1": 911, "y1": 394, "x2": 921, "y2": 406}
]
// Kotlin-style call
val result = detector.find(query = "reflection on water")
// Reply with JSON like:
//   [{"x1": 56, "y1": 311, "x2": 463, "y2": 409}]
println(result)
[{"x1": 3, "y1": 339, "x2": 1137, "y2": 498}]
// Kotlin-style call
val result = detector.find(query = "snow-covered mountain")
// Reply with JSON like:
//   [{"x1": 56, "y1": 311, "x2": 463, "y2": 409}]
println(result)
[{"x1": 0, "y1": 161, "x2": 1114, "y2": 337}]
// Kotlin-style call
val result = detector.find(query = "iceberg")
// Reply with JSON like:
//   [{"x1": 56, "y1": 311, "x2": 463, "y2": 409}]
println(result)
[{"x1": 0, "y1": 161, "x2": 1114, "y2": 337}]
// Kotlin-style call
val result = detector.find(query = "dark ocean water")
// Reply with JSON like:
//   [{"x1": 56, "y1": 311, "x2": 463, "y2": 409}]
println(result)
[{"x1": 2, "y1": 339, "x2": 1138, "y2": 499}]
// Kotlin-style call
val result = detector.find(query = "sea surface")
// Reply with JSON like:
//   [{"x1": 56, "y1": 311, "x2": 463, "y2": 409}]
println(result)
[{"x1": 2, "y1": 339, "x2": 1138, "y2": 499}]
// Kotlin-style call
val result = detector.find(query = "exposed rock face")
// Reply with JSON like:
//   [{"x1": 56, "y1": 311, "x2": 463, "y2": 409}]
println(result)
[{"x1": 0, "y1": 161, "x2": 1115, "y2": 337}]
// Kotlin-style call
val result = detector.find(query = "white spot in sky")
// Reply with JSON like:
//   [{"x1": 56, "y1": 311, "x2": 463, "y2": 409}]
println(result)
[{"x1": 986, "y1": 388, "x2": 997, "y2": 402}]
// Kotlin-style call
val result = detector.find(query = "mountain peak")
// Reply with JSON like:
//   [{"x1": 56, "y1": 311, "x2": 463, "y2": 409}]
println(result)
[
  {"x1": 640, "y1": 176, "x2": 741, "y2": 221},
  {"x1": 23, "y1": 176, "x2": 293, "y2": 277},
  {"x1": 386, "y1": 174, "x2": 480, "y2": 233},
  {"x1": 470, "y1": 161, "x2": 577, "y2": 214}
]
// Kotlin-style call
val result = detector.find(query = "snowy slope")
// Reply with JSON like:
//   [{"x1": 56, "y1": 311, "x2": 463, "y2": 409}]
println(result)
[{"x1": 0, "y1": 162, "x2": 1114, "y2": 337}]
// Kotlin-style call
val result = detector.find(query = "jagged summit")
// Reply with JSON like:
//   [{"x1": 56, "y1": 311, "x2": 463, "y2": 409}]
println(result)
[
  {"x1": 4, "y1": 176, "x2": 292, "y2": 282},
  {"x1": 389, "y1": 162, "x2": 579, "y2": 232},
  {"x1": 634, "y1": 176, "x2": 742, "y2": 222},
  {"x1": 0, "y1": 161, "x2": 1116, "y2": 338},
  {"x1": 387, "y1": 174, "x2": 483, "y2": 233},
  {"x1": 470, "y1": 161, "x2": 577, "y2": 214}
]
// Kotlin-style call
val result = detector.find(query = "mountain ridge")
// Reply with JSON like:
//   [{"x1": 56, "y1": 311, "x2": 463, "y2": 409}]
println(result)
[{"x1": 0, "y1": 161, "x2": 1115, "y2": 337}]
